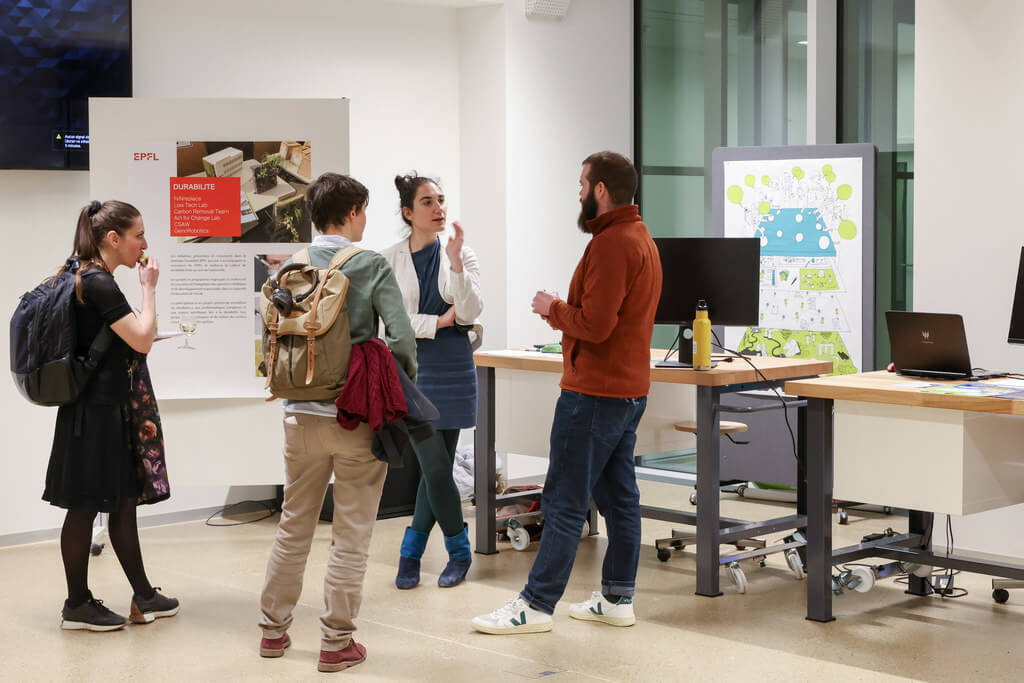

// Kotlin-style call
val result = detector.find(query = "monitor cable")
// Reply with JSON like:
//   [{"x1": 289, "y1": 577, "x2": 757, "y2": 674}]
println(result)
[{"x1": 710, "y1": 329, "x2": 798, "y2": 462}]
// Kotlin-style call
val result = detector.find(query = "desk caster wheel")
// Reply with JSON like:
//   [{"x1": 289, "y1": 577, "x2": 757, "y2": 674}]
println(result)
[
  {"x1": 689, "y1": 491, "x2": 697, "y2": 506},
  {"x1": 786, "y1": 549, "x2": 805, "y2": 579},
  {"x1": 657, "y1": 547, "x2": 672, "y2": 562},
  {"x1": 90, "y1": 543, "x2": 104, "y2": 557},
  {"x1": 727, "y1": 562, "x2": 747, "y2": 594},
  {"x1": 736, "y1": 483, "x2": 748, "y2": 498},
  {"x1": 580, "y1": 520, "x2": 591, "y2": 538},
  {"x1": 993, "y1": 588, "x2": 1010, "y2": 604},
  {"x1": 507, "y1": 519, "x2": 530, "y2": 551},
  {"x1": 837, "y1": 509, "x2": 849, "y2": 525}
]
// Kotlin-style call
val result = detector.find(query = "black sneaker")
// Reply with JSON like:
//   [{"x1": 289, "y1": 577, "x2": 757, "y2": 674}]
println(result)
[
  {"x1": 60, "y1": 597, "x2": 127, "y2": 632},
  {"x1": 129, "y1": 587, "x2": 179, "y2": 624}
]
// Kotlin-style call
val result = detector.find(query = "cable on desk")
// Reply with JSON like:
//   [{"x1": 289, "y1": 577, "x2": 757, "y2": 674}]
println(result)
[
  {"x1": 710, "y1": 330, "x2": 798, "y2": 461},
  {"x1": 662, "y1": 329, "x2": 681, "y2": 363}
]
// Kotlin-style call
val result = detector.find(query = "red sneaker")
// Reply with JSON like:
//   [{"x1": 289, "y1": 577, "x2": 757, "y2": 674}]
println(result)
[
  {"x1": 259, "y1": 633, "x2": 291, "y2": 658},
  {"x1": 318, "y1": 640, "x2": 366, "y2": 672}
]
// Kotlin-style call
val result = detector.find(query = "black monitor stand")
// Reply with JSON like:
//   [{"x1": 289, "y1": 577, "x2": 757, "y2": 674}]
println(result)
[{"x1": 655, "y1": 324, "x2": 718, "y2": 369}]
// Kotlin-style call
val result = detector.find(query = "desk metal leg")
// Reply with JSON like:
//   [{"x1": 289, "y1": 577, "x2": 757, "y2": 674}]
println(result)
[
  {"x1": 796, "y1": 403, "x2": 808, "y2": 567},
  {"x1": 474, "y1": 366, "x2": 497, "y2": 555},
  {"x1": 695, "y1": 385, "x2": 723, "y2": 597},
  {"x1": 906, "y1": 510, "x2": 934, "y2": 596},
  {"x1": 806, "y1": 397, "x2": 835, "y2": 622}
]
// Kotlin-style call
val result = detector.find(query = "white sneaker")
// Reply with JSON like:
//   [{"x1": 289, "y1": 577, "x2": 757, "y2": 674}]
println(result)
[
  {"x1": 471, "y1": 595, "x2": 553, "y2": 635},
  {"x1": 568, "y1": 591, "x2": 636, "y2": 627}
]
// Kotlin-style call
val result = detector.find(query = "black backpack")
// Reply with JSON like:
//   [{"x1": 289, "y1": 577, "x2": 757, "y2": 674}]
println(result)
[{"x1": 10, "y1": 258, "x2": 114, "y2": 406}]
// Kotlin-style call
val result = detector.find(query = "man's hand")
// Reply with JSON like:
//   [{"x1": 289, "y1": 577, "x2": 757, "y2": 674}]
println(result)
[
  {"x1": 532, "y1": 290, "x2": 556, "y2": 318},
  {"x1": 437, "y1": 305, "x2": 456, "y2": 330},
  {"x1": 446, "y1": 221, "x2": 465, "y2": 273}
]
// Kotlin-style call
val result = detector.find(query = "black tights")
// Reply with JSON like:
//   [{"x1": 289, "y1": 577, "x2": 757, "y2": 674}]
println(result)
[{"x1": 61, "y1": 499, "x2": 153, "y2": 606}]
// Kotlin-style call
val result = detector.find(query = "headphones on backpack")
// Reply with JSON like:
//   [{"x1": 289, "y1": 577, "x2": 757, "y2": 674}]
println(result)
[{"x1": 270, "y1": 264, "x2": 319, "y2": 316}]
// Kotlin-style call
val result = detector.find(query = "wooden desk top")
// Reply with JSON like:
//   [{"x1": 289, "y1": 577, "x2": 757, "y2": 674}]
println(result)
[
  {"x1": 474, "y1": 349, "x2": 832, "y2": 387},
  {"x1": 785, "y1": 371, "x2": 1024, "y2": 415}
]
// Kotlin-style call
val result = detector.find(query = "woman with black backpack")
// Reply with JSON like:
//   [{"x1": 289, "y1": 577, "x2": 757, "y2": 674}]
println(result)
[{"x1": 43, "y1": 200, "x2": 178, "y2": 631}]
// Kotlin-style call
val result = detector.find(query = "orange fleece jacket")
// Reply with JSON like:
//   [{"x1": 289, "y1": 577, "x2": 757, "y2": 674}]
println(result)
[{"x1": 546, "y1": 205, "x2": 662, "y2": 398}]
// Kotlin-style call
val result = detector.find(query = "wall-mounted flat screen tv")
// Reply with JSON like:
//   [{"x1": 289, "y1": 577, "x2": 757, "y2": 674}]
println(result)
[{"x1": 0, "y1": 0, "x2": 131, "y2": 170}]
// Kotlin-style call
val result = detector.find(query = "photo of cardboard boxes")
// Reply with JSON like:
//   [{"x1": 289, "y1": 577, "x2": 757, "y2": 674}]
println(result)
[{"x1": 176, "y1": 140, "x2": 313, "y2": 244}]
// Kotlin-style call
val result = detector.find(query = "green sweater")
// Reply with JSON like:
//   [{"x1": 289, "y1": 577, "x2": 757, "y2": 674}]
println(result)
[{"x1": 297, "y1": 245, "x2": 418, "y2": 383}]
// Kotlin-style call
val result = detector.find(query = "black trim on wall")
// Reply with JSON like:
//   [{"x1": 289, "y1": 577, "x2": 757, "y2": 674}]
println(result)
[{"x1": 634, "y1": 0, "x2": 644, "y2": 208}]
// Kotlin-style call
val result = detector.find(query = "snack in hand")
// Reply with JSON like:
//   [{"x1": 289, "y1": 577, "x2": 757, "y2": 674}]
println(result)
[{"x1": 138, "y1": 252, "x2": 149, "y2": 266}]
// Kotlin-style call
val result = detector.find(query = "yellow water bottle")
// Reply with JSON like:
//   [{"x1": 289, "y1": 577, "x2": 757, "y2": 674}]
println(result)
[{"x1": 693, "y1": 299, "x2": 712, "y2": 370}]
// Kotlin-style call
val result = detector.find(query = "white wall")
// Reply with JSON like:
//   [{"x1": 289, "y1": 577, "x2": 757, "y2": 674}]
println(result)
[
  {"x1": 458, "y1": 5, "x2": 508, "y2": 350},
  {"x1": 1, "y1": 0, "x2": 637, "y2": 540},
  {"x1": 503, "y1": 0, "x2": 634, "y2": 350},
  {"x1": 2, "y1": 0, "x2": 467, "y2": 539},
  {"x1": 132, "y1": 0, "x2": 464, "y2": 252},
  {"x1": 915, "y1": 1, "x2": 1024, "y2": 556}
]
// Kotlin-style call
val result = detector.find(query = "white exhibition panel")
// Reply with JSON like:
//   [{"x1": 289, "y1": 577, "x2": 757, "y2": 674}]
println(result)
[
  {"x1": 89, "y1": 97, "x2": 350, "y2": 400},
  {"x1": 494, "y1": 368, "x2": 696, "y2": 459},
  {"x1": 88, "y1": 97, "x2": 349, "y2": 485},
  {"x1": 834, "y1": 400, "x2": 1024, "y2": 516}
]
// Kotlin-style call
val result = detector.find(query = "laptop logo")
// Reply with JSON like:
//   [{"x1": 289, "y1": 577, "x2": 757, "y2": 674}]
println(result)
[{"x1": 921, "y1": 330, "x2": 934, "y2": 344}]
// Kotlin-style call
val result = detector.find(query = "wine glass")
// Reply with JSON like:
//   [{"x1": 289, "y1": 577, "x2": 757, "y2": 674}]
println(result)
[{"x1": 178, "y1": 320, "x2": 198, "y2": 349}]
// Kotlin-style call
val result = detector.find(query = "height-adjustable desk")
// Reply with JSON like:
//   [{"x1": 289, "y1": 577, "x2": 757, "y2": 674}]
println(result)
[
  {"x1": 785, "y1": 371, "x2": 1024, "y2": 622},
  {"x1": 474, "y1": 349, "x2": 832, "y2": 598}
]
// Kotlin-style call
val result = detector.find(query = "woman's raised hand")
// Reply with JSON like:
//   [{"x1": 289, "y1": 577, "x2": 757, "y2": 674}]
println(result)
[
  {"x1": 446, "y1": 221, "x2": 465, "y2": 273},
  {"x1": 139, "y1": 255, "x2": 160, "y2": 290}
]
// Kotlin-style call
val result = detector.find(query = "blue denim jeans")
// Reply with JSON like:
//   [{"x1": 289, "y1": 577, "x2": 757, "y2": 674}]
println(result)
[{"x1": 520, "y1": 390, "x2": 647, "y2": 614}]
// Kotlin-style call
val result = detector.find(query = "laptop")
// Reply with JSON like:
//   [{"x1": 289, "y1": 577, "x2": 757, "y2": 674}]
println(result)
[{"x1": 886, "y1": 311, "x2": 1004, "y2": 381}]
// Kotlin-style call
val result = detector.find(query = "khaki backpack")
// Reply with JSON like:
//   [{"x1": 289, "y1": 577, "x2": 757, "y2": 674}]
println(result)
[{"x1": 259, "y1": 246, "x2": 363, "y2": 400}]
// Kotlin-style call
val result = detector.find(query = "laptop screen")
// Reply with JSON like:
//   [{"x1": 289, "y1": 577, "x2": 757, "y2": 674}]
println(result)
[{"x1": 886, "y1": 311, "x2": 973, "y2": 377}]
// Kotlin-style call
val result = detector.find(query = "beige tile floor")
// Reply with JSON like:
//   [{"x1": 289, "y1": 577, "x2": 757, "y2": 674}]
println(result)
[{"x1": 2, "y1": 481, "x2": 1021, "y2": 682}]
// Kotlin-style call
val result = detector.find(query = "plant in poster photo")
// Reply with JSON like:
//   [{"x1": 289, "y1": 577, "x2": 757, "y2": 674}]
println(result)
[
  {"x1": 274, "y1": 204, "x2": 303, "y2": 243},
  {"x1": 254, "y1": 153, "x2": 283, "y2": 192}
]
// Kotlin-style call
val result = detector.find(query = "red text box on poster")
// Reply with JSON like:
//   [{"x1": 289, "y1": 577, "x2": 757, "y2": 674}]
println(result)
[{"x1": 169, "y1": 177, "x2": 240, "y2": 237}]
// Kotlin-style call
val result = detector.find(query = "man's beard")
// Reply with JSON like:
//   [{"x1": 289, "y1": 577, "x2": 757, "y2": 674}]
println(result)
[{"x1": 577, "y1": 188, "x2": 599, "y2": 232}]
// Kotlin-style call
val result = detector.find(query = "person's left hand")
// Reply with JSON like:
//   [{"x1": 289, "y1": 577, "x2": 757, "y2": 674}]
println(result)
[
  {"x1": 532, "y1": 290, "x2": 556, "y2": 318},
  {"x1": 446, "y1": 221, "x2": 465, "y2": 273}
]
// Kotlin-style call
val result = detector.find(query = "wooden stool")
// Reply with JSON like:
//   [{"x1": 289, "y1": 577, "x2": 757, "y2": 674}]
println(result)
[{"x1": 673, "y1": 420, "x2": 748, "y2": 435}]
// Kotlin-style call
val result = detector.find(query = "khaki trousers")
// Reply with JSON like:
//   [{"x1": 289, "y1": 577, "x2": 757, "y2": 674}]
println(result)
[{"x1": 259, "y1": 413, "x2": 387, "y2": 650}]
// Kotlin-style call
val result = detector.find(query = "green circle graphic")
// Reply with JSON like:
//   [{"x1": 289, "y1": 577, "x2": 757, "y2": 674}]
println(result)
[
  {"x1": 792, "y1": 166, "x2": 805, "y2": 179},
  {"x1": 837, "y1": 184, "x2": 853, "y2": 200},
  {"x1": 761, "y1": 175, "x2": 771, "y2": 186},
  {"x1": 838, "y1": 219, "x2": 857, "y2": 240},
  {"x1": 727, "y1": 185, "x2": 744, "y2": 204},
  {"x1": 758, "y1": 201, "x2": 771, "y2": 215},
  {"x1": 744, "y1": 174, "x2": 755, "y2": 188}
]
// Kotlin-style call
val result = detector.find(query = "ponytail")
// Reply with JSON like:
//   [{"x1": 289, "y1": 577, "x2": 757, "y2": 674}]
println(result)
[{"x1": 58, "y1": 200, "x2": 142, "y2": 302}]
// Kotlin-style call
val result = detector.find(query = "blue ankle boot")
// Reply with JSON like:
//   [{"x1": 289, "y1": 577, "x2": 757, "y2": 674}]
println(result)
[
  {"x1": 438, "y1": 524, "x2": 472, "y2": 588},
  {"x1": 396, "y1": 527, "x2": 429, "y2": 590}
]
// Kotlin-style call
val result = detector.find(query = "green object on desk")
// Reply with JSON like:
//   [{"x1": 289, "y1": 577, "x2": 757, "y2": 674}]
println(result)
[{"x1": 540, "y1": 343, "x2": 561, "y2": 354}]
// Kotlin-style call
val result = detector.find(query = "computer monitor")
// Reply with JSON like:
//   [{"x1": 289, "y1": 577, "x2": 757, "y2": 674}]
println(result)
[
  {"x1": 653, "y1": 237, "x2": 761, "y2": 367},
  {"x1": 1009, "y1": 247, "x2": 1024, "y2": 345}
]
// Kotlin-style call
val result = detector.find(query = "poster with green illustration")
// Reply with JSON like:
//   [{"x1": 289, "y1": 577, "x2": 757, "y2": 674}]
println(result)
[{"x1": 716, "y1": 146, "x2": 874, "y2": 375}]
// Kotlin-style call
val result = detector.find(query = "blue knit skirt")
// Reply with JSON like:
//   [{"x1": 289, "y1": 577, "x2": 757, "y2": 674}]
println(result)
[{"x1": 416, "y1": 328, "x2": 477, "y2": 430}]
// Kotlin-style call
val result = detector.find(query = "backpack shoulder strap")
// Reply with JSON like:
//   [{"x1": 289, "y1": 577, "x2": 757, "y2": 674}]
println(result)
[{"x1": 327, "y1": 245, "x2": 364, "y2": 271}]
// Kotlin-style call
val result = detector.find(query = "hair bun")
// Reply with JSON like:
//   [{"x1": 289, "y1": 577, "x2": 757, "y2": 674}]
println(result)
[
  {"x1": 88, "y1": 200, "x2": 101, "y2": 216},
  {"x1": 394, "y1": 174, "x2": 412, "y2": 192}
]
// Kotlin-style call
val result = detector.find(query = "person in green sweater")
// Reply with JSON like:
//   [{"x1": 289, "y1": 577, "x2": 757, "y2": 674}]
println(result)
[{"x1": 258, "y1": 173, "x2": 416, "y2": 673}]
